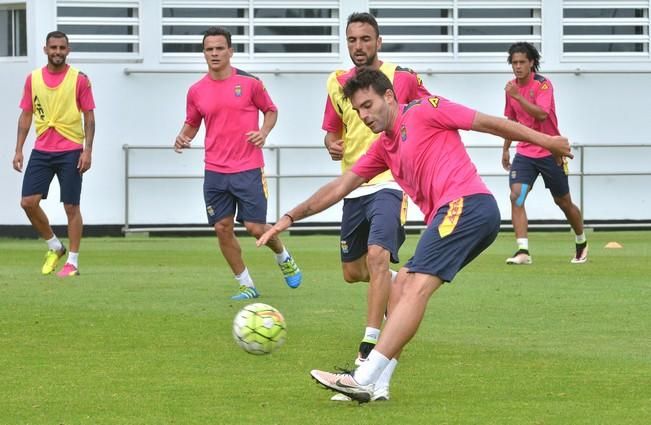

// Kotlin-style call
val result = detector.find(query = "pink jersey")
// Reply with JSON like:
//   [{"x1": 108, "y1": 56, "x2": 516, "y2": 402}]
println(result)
[
  {"x1": 185, "y1": 68, "x2": 277, "y2": 173},
  {"x1": 352, "y1": 97, "x2": 491, "y2": 225},
  {"x1": 20, "y1": 65, "x2": 95, "y2": 152},
  {"x1": 322, "y1": 64, "x2": 430, "y2": 134},
  {"x1": 504, "y1": 72, "x2": 559, "y2": 158}
]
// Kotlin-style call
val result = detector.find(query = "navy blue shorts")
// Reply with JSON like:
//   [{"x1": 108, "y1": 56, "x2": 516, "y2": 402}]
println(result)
[
  {"x1": 509, "y1": 153, "x2": 569, "y2": 198},
  {"x1": 405, "y1": 194, "x2": 500, "y2": 283},
  {"x1": 203, "y1": 168, "x2": 268, "y2": 226},
  {"x1": 340, "y1": 188, "x2": 406, "y2": 263},
  {"x1": 22, "y1": 149, "x2": 83, "y2": 205}
]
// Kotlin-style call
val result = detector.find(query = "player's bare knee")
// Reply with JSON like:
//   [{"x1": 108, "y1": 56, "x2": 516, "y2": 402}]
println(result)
[
  {"x1": 63, "y1": 204, "x2": 80, "y2": 218},
  {"x1": 214, "y1": 220, "x2": 234, "y2": 239},
  {"x1": 342, "y1": 264, "x2": 366, "y2": 283},
  {"x1": 20, "y1": 197, "x2": 38, "y2": 212},
  {"x1": 366, "y1": 246, "x2": 389, "y2": 275},
  {"x1": 243, "y1": 222, "x2": 265, "y2": 238}
]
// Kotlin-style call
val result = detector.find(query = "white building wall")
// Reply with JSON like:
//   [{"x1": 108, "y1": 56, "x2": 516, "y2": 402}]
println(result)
[{"x1": 1, "y1": 1, "x2": 650, "y2": 228}]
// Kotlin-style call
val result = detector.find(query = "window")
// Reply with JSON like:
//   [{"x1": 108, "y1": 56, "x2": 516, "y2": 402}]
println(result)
[
  {"x1": 562, "y1": 1, "x2": 650, "y2": 58},
  {"x1": 56, "y1": 0, "x2": 140, "y2": 58},
  {"x1": 0, "y1": 3, "x2": 26, "y2": 57},
  {"x1": 369, "y1": 0, "x2": 541, "y2": 60},
  {"x1": 161, "y1": 0, "x2": 339, "y2": 61}
]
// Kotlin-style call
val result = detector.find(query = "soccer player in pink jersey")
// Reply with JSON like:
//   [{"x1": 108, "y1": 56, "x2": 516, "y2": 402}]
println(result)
[
  {"x1": 12, "y1": 31, "x2": 96, "y2": 277},
  {"x1": 174, "y1": 27, "x2": 301, "y2": 300},
  {"x1": 256, "y1": 68, "x2": 572, "y2": 402},
  {"x1": 502, "y1": 42, "x2": 587, "y2": 265},
  {"x1": 323, "y1": 13, "x2": 430, "y2": 393}
]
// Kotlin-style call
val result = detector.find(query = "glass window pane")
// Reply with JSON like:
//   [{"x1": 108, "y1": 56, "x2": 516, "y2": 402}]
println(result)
[
  {"x1": 254, "y1": 8, "x2": 332, "y2": 19},
  {"x1": 16, "y1": 8, "x2": 26, "y2": 56},
  {"x1": 371, "y1": 8, "x2": 449, "y2": 18},
  {"x1": 0, "y1": 10, "x2": 10, "y2": 56},
  {"x1": 254, "y1": 43, "x2": 332, "y2": 53},
  {"x1": 163, "y1": 8, "x2": 245, "y2": 18},
  {"x1": 58, "y1": 7, "x2": 135, "y2": 18},
  {"x1": 381, "y1": 43, "x2": 449, "y2": 53},
  {"x1": 70, "y1": 43, "x2": 135, "y2": 53},
  {"x1": 59, "y1": 25, "x2": 135, "y2": 36}
]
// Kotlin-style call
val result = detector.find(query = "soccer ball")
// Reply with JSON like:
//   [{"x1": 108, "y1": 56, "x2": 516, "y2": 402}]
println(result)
[{"x1": 232, "y1": 303, "x2": 287, "y2": 355}]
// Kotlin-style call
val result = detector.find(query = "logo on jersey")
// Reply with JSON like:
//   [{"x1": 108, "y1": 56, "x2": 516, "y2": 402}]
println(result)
[
  {"x1": 428, "y1": 97, "x2": 440, "y2": 108},
  {"x1": 33, "y1": 95, "x2": 46, "y2": 120},
  {"x1": 400, "y1": 125, "x2": 407, "y2": 142},
  {"x1": 234, "y1": 84, "x2": 242, "y2": 97},
  {"x1": 541, "y1": 83, "x2": 549, "y2": 90},
  {"x1": 206, "y1": 205, "x2": 215, "y2": 217},
  {"x1": 340, "y1": 240, "x2": 349, "y2": 254},
  {"x1": 529, "y1": 89, "x2": 534, "y2": 99}
]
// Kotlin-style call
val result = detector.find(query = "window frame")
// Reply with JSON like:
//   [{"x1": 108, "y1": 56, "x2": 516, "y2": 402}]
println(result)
[
  {"x1": 0, "y1": 1, "x2": 27, "y2": 61},
  {"x1": 160, "y1": 0, "x2": 341, "y2": 64},
  {"x1": 56, "y1": 0, "x2": 142, "y2": 62},
  {"x1": 561, "y1": 0, "x2": 651, "y2": 62}
]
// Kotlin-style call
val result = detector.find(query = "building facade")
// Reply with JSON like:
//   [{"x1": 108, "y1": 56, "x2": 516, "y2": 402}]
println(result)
[{"x1": 2, "y1": 0, "x2": 650, "y2": 231}]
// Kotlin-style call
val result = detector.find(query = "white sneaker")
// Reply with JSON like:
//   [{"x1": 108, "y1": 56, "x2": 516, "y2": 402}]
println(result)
[
  {"x1": 330, "y1": 393, "x2": 352, "y2": 401},
  {"x1": 330, "y1": 386, "x2": 389, "y2": 402},
  {"x1": 371, "y1": 385, "x2": 390, "y2": 401},
  {"x1": 311, "y1": 369, "x2": 374, "y2": 403},
  {"x1": 506, "y1": 249, "x2": 532, "y2": 265},
  {"x1": 571, "y1": 243, "x2": 588, "y2": 264}
]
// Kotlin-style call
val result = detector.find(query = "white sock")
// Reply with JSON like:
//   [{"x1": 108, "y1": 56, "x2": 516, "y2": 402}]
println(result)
[
  {"x1": 516, "y1": 238, "x2": 529, "y2": 250},
  {"x1": 235, "y1": 268, "x2": 255, "y2": 288},
  {"x1": 375, "y1": 358, "x2": 398, "y2": 390},
  {"x1": 390, "y1": 269, "x2": 398, "y2": 283},
  {"x1": 353, "y1": 349, "x2": 390, "y2": 385},
  {"x1": 67, "y1": 252, "x2": 79, "y2": 268},
  {"x1": 275, "y1": 246, "x2": 290, "y2": 263},
  {"x1": 575, "y1": 233, "x2": 586, "y2": 244},
  {"x1": 363, "y1": 327, "x2": 380, "y2": 344},
  {"x1": 46, "y1": 235, "x2": 63, "y2": 251}
]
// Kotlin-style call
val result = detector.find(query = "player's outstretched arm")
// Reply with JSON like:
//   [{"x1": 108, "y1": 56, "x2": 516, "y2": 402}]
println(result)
[
  {"x1": 256, "y1": 171, "x2": 365, "y2": 247},
  {"x1": 472, "y1": 111, "x2": 572, "y2": 162}
]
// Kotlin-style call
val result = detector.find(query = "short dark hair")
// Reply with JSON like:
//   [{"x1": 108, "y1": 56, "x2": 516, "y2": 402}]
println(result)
[
  {"x1": 343, "y1": 67, "x2": 394, "y2": 100},
  {"x1": 202, "y1": 26, "x2": 232, "y2": 48},
  {"x1": 507, "y1": 42, "x2": 540, "y2": 73},
  {"x1": 346, "y1": 12, "x2": 380, "y2": 38},
  {"x1": 46, "y1": 31, "x2": 69, "y2": 45}
]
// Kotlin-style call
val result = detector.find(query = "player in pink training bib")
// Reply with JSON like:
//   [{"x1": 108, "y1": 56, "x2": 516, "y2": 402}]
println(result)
[
  {"x1": 174, "y1": 27, "x2": 302, "y2": 300},
  {"x1": 256, "y1": 68, "x2": 573, "y2": 402},
  {"x1": 13, "y1": 31, "x2": 96, "y2": 278},
  {"x1": 502, "y1": 42, "x2": 587, "y2": 265}
]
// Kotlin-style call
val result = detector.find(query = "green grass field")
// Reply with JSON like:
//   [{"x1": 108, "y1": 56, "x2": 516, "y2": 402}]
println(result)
[{"x1": 1, "y1": 231, "x2": 650, "y2": 425}]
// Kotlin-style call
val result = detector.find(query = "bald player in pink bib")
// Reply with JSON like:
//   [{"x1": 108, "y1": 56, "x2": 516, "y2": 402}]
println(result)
[
  {"x1": 256, "y1": 68, "x2": 573, "y2": 403},
  {"x1": 174, "y1": 27, "x2": 302, "y2": 300}
]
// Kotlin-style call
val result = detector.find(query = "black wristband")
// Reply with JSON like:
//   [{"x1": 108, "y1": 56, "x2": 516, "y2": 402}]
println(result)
[{"x1": 283, "y1": 213, "x2": 295, "y2": 224}]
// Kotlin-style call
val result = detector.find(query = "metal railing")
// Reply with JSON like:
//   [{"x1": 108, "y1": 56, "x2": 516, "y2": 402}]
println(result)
[{"x1": 122, "y1": 143, "x2": 651, "y2": 234}]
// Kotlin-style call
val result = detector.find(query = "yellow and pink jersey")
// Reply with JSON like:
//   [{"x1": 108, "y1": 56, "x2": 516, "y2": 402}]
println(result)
[
  {"x1": 185, "y1": 68, "x2": 277, "y2": 174},
  {"x1": 352, "y1": 97, "x2": 491, "y2": 225},
  {"x1": 20, "y1": 65, "x2": 94, "y2": 152},
  {"x1": 322, "y1": 63, "x2": 430, "y2": 196},
  {"x1": 504, "y1": 72, "x2": 560, "y2": 158}
]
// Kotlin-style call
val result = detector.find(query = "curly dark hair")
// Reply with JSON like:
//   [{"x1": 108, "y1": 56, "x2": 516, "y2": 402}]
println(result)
[{"x1": 507, "y1": 42, "x2": 540, "y2": 73}]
